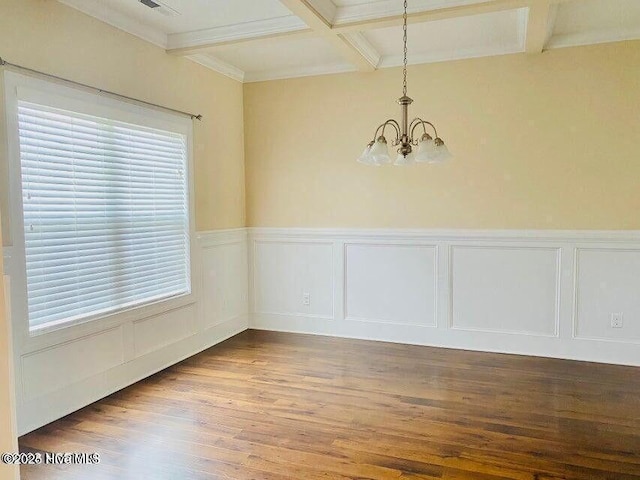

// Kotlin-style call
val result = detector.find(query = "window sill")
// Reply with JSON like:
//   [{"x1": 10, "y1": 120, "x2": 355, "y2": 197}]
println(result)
[{"x1": 19, "y1": 291, "x2": 198, "y2": 355}]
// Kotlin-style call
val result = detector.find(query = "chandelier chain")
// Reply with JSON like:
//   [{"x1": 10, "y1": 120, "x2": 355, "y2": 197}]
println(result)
[{"x1": 402, "y1": 0, "x2": 408, "y2": 97}]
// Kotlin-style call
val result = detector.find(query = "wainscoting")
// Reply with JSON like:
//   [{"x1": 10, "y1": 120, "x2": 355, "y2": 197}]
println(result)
[
  {"x1": 4, "y1": 227, "x2": 640, "y2": 435},
  {"x1": 249, "y1": 228, "x2": 640, "y2": 367},
  {"x1": 3, "y1": 229, "x2": 248, "y2": 435}
]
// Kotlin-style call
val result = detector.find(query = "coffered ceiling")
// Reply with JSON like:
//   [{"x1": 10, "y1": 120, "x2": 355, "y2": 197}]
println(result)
[{"x1": 57, "y1": 0, "x2": 640, "y2": 82}]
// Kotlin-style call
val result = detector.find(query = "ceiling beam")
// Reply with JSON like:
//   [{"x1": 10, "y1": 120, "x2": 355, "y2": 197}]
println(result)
[
  {"x1": 278, "y1": 0, "x2": 376, "y2": 72},
  {"x1": 525, "y1": 0, "x2": 553, "y2": 53},
  {"x1": 166, "y1": 15, "x2": 310, "y2": 54},
  {"x1": 278, "y1": 0, "x2": 333, "y2": 30},
  {"x1": 341, "y1": 32, "x2": 381, "y2": 69},
  {"x1": 326, "y1": 35, "x2": 378, "y2": 72}
]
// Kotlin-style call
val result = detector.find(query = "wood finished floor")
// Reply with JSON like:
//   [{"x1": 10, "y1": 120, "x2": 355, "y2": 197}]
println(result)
[{"x1": 19, "y1": 330, "x2": 640, "y2": 480}]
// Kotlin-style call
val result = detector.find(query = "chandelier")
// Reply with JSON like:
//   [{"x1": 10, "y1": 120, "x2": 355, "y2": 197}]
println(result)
[{"x1": 357, "y1": 0, "x2": 452, "y2": 166}]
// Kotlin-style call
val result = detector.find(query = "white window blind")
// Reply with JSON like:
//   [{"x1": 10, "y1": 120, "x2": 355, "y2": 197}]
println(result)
[{"x1": 17, "y1": 100, "x2": 191, "y2": 331}]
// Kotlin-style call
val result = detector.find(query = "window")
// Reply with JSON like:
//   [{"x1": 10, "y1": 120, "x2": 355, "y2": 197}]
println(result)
[{"x1": 10, "y1": 79, "x2": 192, "y2": 333}]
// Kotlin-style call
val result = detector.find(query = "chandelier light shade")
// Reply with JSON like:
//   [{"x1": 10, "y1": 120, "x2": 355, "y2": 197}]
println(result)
[{"x1": 357, "y1": 0, "x2": 451, "y2": 166}]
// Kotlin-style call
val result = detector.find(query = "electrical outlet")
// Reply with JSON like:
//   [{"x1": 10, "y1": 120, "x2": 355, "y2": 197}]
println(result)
[
  {"x1": 302, "y1": 293, "x2": 310, "y2": 306},
  {"x1": 610, "y1": 313, "x2": 624, "y2": 329}
]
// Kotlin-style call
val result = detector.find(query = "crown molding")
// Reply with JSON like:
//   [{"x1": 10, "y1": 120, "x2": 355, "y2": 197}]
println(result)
[
  {"x1": 332, "y1": 0, "x2": 488, "y2": 26},
  {"x1": 341, "y1": 32, "x2": 381, "y2": 68},
  {"x1": 546, "y1": 26, "x2": 640, "y2": 50},
  {"x1": 186, "y1": 54, "x2": 245, "y2": 82},
  {"x1": 58, "y1": 0, "x2": 168, "y2": 48},
  {"x1": 244, "y1": 63, "x2": 356, "y2": 83},
  {"x1": 378, "y1": 41, "x2": 524, "y2": 68},
  {"x1": 166, "y1": 16, "x2": 307, "y2": 50}
]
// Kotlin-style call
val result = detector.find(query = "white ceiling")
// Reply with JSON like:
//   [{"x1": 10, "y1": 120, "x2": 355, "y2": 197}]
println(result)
[
  {"x1": 364, "y1": 8, "x2": 527, "y2": 68},
  {"x1": 57, "y1": 0, "x2": 640, "y2": 83},
  {"x1": 550, "y1": 0, "x2": 640, "y2": 48},
  {"x1": 213, "y1": 36, "x2": 354, "y2": 82}
]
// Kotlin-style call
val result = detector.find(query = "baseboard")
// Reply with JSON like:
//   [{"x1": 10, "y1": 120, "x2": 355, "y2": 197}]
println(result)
[{"x1": 250, "y1": 313, "x2": 640, "y2": 366}]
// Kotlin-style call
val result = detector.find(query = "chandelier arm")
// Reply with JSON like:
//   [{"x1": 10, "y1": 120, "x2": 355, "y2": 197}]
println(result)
[
  {"x1": 371, "y1": 123, "x2": 386, "y2": 142},
  {"x1": 409, "y1": 118, "x2": 425, "y2": 138},
  {"x1": 385, "y1": 119, "x2": 401, "y2": 141},
  {"x1": 372, "y1": 119, "x2": 401, "y2": 143},
  {"x1": 409, "y1": 119, "x2": 427, "y2": 142},
  {"x1": 409, "y1": 120, "x2": 438, "y2": 141},
  {"x1": 420, "y1": 120, "x2": 439, "y2": 138}
]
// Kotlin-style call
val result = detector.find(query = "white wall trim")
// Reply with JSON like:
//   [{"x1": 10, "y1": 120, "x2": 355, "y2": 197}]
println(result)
[
  {"x1": 246, "y1": 227, "x2": 640, "y2": 242},
  {"x1": 197, "y1": 228, "x2": 248, "y2": 247},
  {"x1": 343, "y1": 242, "x2": 439, "y2": 327},
  {"x1": 9, "y1": 225, "x2": 640, "y2": 435},
  {"x1": 448, "y1": 245, "x2": 563, "y2": 337},
  {"x1": 250, "y1": 313, "x2": 640, "y2": 367},
  {"x1": 11, "y1": 229, "x2": 249, "y2": 434},
  {"x1": 244, "y1": 63, "x2": 356, "y2": 83},
  {"x1": 18, "y1": 314, "x2": 247, "y2": 435},
  {"x1": 249, "y1": 227, "x2": 640, "y2": 367},
  {"x1": 547, "y1": 26, "x2": 640, "y2": 50},
  {"x1": 572, "y1": 246, "x2": 640, "y2": 346},
  {"x1": 378, "y1": 42, "x2": 526, "y2": 69},
  {"x1": 197, "y1": 229, "x2": 249, "y2": 332},
  {"x1": 167, "y1": 16, "x2": 307, "y2": 50},
  {"x1": 251, "y1": 239, "x2": 335, "y2": 319},
  {"x1": 341, "y1": 33, "x2": 381, "y2": 68},
  {"x1": 332, "y1": 0, "x2": 488, "y2": 26},
  {"x1": 187, "y1": 54, "x2": 245, "y2": 82}
]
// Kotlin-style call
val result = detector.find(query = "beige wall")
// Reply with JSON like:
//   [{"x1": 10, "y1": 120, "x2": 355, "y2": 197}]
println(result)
[
  {"x1": 244, "y1": 41, "x2": 640, "y2": 229},
  {"x1": 0, "y1": 0, "x2": 245, "y2": 244}
]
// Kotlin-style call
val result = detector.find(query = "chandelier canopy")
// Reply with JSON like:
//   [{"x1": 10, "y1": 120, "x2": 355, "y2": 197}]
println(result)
[{"x1": 357, "y1": 0, "x2": 452, "y2": 166}]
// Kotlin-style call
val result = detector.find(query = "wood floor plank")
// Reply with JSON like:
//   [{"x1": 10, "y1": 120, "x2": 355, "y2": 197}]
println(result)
[{"x1": 19, "y1": 330, "x2": 640, "y2": 479}]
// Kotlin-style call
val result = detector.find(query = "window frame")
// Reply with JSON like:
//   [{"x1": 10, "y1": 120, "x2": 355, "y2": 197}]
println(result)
[{"x1": 2, "y1": 71, "x2": 198, "y2": 352}]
